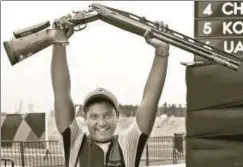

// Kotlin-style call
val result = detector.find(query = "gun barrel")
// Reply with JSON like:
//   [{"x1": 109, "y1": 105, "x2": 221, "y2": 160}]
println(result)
[
  {"x1": 152, "y1": 31, "x2": 240, "y2": 71},
  {"x1": 93, "y1": 4, "x2": 149, "y2": 37},
  {"x1": 92, "y1": 3, "x2": 241, "y2": 71}
]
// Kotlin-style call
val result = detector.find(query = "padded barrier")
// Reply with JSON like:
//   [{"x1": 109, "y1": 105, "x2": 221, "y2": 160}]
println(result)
[{"x1": 186, "y1": 64, "x2": 243, "y2": 167}]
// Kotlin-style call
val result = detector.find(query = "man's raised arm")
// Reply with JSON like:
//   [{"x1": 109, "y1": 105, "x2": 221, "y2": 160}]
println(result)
[
  {"x1": 136, "y1": 22, "x2": 169, "y2": 135},
  {"x1": 51, "y1": 16, "x2": 75, "y2": 133}
]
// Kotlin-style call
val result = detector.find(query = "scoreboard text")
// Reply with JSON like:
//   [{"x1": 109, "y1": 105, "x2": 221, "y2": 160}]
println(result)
[{"x1": 194, "y1": 1, "x2": 243, "y2": 60}]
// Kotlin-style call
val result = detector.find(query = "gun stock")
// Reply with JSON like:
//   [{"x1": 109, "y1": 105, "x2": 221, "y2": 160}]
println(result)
[
  {"x1": 3, "y1": 29, "x2": 68, "y2": 66},
  {"x1": 13, "y1": 21, "x2": 50, "y2": 39},
  {"x1": 3, "y1": 10, "x2": 100, "y2": 66}
]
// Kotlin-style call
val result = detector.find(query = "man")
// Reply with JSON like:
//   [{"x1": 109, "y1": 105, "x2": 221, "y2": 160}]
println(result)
[{"x1": 51, "y1": 16, "x2": 169, "y2": 167}]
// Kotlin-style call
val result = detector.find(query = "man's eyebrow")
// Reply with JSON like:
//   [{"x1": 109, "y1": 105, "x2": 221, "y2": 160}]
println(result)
[
  {"x1": 89, "y1": 113, "x2": 98, "y2": 116},
  {"x1": 106, "y1": 110, "x2": 115, "y2": 114}
]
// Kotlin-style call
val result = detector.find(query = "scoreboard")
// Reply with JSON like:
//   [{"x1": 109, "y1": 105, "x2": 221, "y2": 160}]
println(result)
[
  {"x1": 187, "y1": 2, "x2": 243, "y2": 167},
  {"x1": 194, "y1": 1, "x2": 243, "y2": 60}
]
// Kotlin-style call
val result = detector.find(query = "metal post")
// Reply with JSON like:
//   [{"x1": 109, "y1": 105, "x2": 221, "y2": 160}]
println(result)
[
  {"x1": 146, "y1": 144, "x2": 149, "y2": 166},
  {"x1": 172, "y1": 148, "x2": 177, "y2": 164},
  {"x1": 11, "y1": 159, "x2": 15, "y2": 167},
  {"x1": 20, "y1": 142, "x2": 25, "y2": 167},
  {"x1": 173, "y1": 136, "x2": 178, "y2": 164}
]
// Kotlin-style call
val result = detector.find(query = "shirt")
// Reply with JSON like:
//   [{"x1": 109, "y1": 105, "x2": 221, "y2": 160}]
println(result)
[
  {"x1": 95, "y1": 142, "x2": 110, "y2": 165},
  {"x1": 62, "y1": 117, "x2": 148, "y2": 167}
]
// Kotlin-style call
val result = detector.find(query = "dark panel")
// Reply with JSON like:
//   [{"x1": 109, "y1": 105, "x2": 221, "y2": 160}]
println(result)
[
  {"x1": 195, "y1": 38, "x2": 243, "y2": 58},
  {"x1": 25, "y1": 113, "x2": 45, "y2": 138},
  {"x1": 1, "y1": 114, "x2": 22, "y2": 140},
  {"x1": 186, "y1": 65, "x2": 243, "y2": 111},
  {"x1": 186, "y1": 137, "x2": 243, "y2": 167},
  {"x1": 186, "y1": 107, "x2": 243, "y2": 136},
  {"x1": 26, "y1": 130, "x2": 38, "y2": 140},
  {"x1": 24, "y1": 131, "x2": 45, "y2": 149},
  {"x1": 195, "y1": 1, "x2": 243, "y2": 18},
  {"x1": 195, "y1": 19, "x2": 243, "y2": 37}
]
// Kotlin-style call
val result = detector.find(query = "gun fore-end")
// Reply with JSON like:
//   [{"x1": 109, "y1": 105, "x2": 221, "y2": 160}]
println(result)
[{"x1": 3, "y1": 29, "x2": 67, "y2": 66}]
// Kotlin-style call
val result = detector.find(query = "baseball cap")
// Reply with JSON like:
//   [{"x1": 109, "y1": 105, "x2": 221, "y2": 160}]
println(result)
[{"x1": 83, "y1": 88, "x2": 119, "y2": 113}]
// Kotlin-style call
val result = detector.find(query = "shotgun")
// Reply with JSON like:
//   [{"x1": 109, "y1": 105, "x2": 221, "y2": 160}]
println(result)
[{"x1": 3, "y1": 3, "x2": 242, "y2": 71}]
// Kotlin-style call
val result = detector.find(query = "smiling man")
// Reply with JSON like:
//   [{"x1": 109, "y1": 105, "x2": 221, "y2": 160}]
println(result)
[{"x1": 51, "y1": 16, "x2": 169, "y2": 167}]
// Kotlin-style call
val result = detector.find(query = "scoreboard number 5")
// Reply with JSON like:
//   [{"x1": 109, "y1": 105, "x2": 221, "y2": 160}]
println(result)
[
  {"x1": 203, "y1": 22, "x2": 212, "y2": 35},
  {"x1": 203, "y1": 3, "x2": 213, "y2": 15}
]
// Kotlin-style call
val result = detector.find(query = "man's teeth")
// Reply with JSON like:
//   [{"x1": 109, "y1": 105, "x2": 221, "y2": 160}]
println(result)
[{"x1": 97, "y1": 128, "x2": 108, "y2": 132}]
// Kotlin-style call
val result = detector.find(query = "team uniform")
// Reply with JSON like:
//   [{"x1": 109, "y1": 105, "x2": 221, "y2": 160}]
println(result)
[{"x1": 62, "y1": 117, "x2": 148, "y2": 167}]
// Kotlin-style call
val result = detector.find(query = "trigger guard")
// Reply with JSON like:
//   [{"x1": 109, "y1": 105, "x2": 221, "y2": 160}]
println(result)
[{"x1": 74, "y1": 24, "x2": 87, "y2": 31}]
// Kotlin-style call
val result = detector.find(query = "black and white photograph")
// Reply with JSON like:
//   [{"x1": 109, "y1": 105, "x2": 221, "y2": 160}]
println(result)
[{"x1": 1, "y1": 1, "x2": 243, "y2": 167}]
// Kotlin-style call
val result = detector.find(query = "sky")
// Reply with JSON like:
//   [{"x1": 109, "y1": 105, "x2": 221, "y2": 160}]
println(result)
[{"x1": 1, "y1": 1, "x2": 194, "y2": 113}]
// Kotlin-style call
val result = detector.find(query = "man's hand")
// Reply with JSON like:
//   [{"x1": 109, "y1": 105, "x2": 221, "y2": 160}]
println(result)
[
  {"x1": 144, "y1": 21, "x2": 169, "y2": 57},
  {"x1": 52, "y1": 14, "x2": 74, "y2": 45}
]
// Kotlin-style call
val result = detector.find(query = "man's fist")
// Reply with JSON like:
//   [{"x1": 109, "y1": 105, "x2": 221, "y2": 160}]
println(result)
[
  {"x1": 144, "y1": 21, "x2": 169, "y2": 57},
  {"x1": 53, "y1": 14, "x2": 74, "y2": 40}
]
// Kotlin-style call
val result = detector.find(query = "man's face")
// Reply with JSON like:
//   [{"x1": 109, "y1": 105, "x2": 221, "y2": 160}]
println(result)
[{"x1": 85, "y1": 101, "x2": 118, "y2": 143}]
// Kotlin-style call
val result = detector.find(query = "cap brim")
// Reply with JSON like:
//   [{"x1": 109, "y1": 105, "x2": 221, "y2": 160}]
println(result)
[{"x1": 83, "y1": 94, "x2": 118, "y2": 109}]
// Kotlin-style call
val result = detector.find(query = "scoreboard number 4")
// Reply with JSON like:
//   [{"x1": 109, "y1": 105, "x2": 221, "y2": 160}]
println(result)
[{"x1": 203, "y1": 3, "x2": 213, "y2": 15}]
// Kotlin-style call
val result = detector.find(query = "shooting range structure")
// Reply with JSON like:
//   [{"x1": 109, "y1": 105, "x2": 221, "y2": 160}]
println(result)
[{"x1": 186, "y1": 2, "x2": 243, "y2": 167}]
